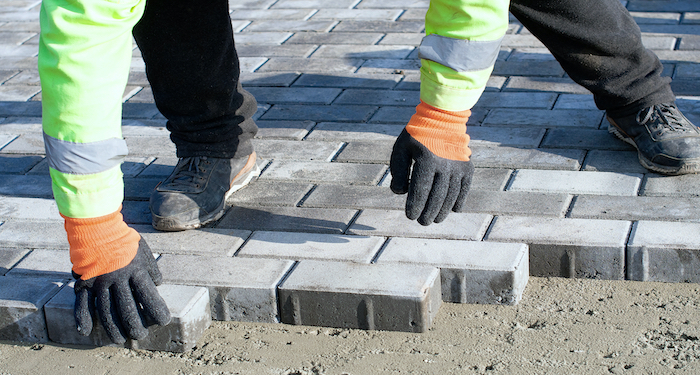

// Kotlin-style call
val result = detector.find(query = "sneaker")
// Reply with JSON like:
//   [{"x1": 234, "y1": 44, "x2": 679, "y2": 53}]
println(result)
[
  {"x1": 150, "y1": 152, "x2": 260, "y2": 231},
  {"x1": 607, "y1": 103, "x2": 700, "y2": 175}
]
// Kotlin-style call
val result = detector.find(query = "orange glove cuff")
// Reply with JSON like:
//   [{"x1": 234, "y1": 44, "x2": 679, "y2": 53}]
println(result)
[
  {"x1": 405, "y1": 101, "x2": 472, "y2": 161},
  {"x1": 62, "y1": 206, "x2": 140, "y2": 280}
]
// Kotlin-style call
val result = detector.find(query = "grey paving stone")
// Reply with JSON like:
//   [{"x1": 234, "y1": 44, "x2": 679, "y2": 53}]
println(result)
[
  {"x1": 0, "y1": 154, "x2": 41, "y2": 173},
  {"x1": 397, "y1": 8, "x2": 428, "y2": 21},
  {"x1": 468, "y1": 126, "x2": 546, "y2": 148},
  {"x1": 627, "y1": 221, "x2": 700, "y2": 282},
  {"x1": 260, "y1": 104, "x2": 377, "y2": 122},
  {"x1": 239, "y1": 44, "x2": 319, "y2": 58},
  {"x1": 461, "y1": 190, "x2": 569, "y2": 217},
  {"x1": 278, "y1": 260, "x2": 441, "y2": 332},
  {"x1": 348, "y1": 209, "x2": 491, "y2": 241},
  {"x1": 123, "y1": 177, "x2": 160, "y2": 200},
  {"x1": 238, "y1": 231, "x2": 383, "y2": 262},
  {"x1": 0, "y1": 101, "x2": 41, "y2": 117},
  {"x1": 235, "y1": 32, "x2": 293, "y2": 45},
  {"x1": 684, "y1": 12, "x2": 700, "y2": 24},
  {"x1": 228, "y1": 181, "x2": 314, "y2": 207},
  {"x1": 131, "y1": 225, "x2": 250, "y2": 256},
  {"x1": 541, "y1": 128, "x2": 634, "y2": 150},
  {"x1": 378, "y1": 167, "x2": 511, "y2": 192},
  {"x1": 305, "y1": 122, "x2": 402, "y2": 142},
  {"x1": 228, "y1": 0, "x2": 277, "y2": 9},
  {"x1": 137, "y1": 156, "x2": 178, "y2": 178},
  {"x1": 395, "y1": 73, "x2": 505, "y2": 92},
  {"x1": 258, "y1": 57, "x2": 363, "y2": 73},
  {"x1": 218, "y1": 206, "x2": 357, "y2": 234},
  {"x1": 334, "y1": 89, "x2": 419, "y2": 107},
  {"x1": 332, "y1": 20, "x2": 424, "y2": 33},
  {"x1": 629, "y1": 11, "x2": 681, "y2": 25},
  {"x1": 0, "y1": 116, "x2": 42, "y2": 133},
  {"x1": 252, "y1": 139, "x2": 343, "y2": 161},
  {"x1": 334, "y1": 141, "x2": 393, "y2": 163},
  {"x1": 240, "y1": 72, "x2": 300, "y2": 87},
  {"x1": 0, "y1": 132, "x2": 43, "y2": 154},
  {"x1": 377, "y1": 238, "x2": 528, "y2": 305},
  {"x1": 122, "y1": 102, "x2": 161, "y2": 119},
  {"x1": 356, "y1": 0, "x2": 429, "y2": 8},
  {"x1": 483, "y1": 109, "x2": 604, "y2": 128},
  {"x1": 230, "y1": 9, "x2": 316, "y2": 20},
  {"x1": 470, "y1": 146, "x2": 584, "y2": 170},
  {"x1": 247, "y1": 87, "x2": 342, "y2": 104},
  {"x1": 0, "y1": 247, "x2": 29, "y2": 276},
  {"x1": 569, "y1": 195, "x2": 700, "y2": 222},
  {"x1": 0, "y1": 276, "x2": 64, "y2": 342},
  {"x1": 355, "y1": 58, "x2": 421, "y2": 74},
  {"x1": 506, "y1": 48, "x2": 555, "y2": 61},
  {"x1": 292, "y1": 73, "x2": 402, "y2": 89},
  {"x1": 45, "y1": 283, "x2": 211, "y2": 352},
  {"x1": 260, "y1": 160, "x2": 387, "y2": 185},
  {"x1": 6, "y1": 249, "x2": 70, "y2": 278},
  {"x1": 284, "y1": 31, "x2": 384, "y2": 45},
  {"x1": 508, "y1": 170, "x2": 642, "y2": 196},
  {"x1": 255, "y1": 120, "x2": 315, "y2": 140},
  {"x1": 501, "y1": 34, "x2": 545, "y2": 48},
  {"x1": 302, "y1": 185, "x2": 405, "y2": 210},
  {"x1": 641, "y1": 173, "x2": 700, "y2": 197},
  {"x1": 158, "y1": 255, "x2": 294, "y2": 322},
  {"x1": 493, "y1": 60, "x2": 565, "y2": 77},
  {"x1": 311, "y1": 45, "x2": 414, "y2": 60},
  {"x1": 379, "y1": 33, "x2": 424, "y2": 46},
  {"x1": 474, "y1": 92, "x2": 558, "y2": 109},
  {"x1": 628, "y1": 1, "x2": 700, "y2": 12},
  {"x1": 367, "y1": 106, "x2": 416, "y2": 124},
  {"x1": 311, "y1": 9, "x2": 403, "y2": 21},
  {"x1": 504, "y1": 76, "x2": 590, "y2": 94},
  {"x1": 582, "y1": 150, "x2": 648, "y2": 174},
  {"x1": 0, "y1": 220, "x2": 68, "y2": 249},
  {"x1": 272, "y1": 0, "x2": 357, "y2": 8},
  {"x1": 675, "y1": 62, "x2": 700, "y2": 78},
  {"x1": 122, "y1": 200, "x2": 151, "y2": 225},
  {"x1": 486, "y1": 216, "x2": 629, "y2": 279},
  {"x1": 0, "y1": 175, "x2": 53, "y2": 197}
]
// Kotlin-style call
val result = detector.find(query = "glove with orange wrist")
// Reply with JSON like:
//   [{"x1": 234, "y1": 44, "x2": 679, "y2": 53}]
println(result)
[
  {"x1": 64, "y1": 207, "x2": 171, "y2": 344},
  {"x1": 390, "y1": 101, "x2": 474, "y2": 225}
]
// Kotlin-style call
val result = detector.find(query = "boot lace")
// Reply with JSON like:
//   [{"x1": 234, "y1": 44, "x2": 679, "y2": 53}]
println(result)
[
  {"x1": 164, "y1": 156, "x2": 211, "y2": 190},
  {"x1": 636, "y1": 103, "x2": 695, "y2": 137}
]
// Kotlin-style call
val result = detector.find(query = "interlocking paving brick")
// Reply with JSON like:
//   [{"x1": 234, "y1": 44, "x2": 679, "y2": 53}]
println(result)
[
  {"x1": 0, "y1": 132, "x2": 43, "y2": 153},
  {"x1": 278, "y1": 260, "x2": 441, "y2": 332},
  {"x1": 121, "y1": 201, "x2": 151, "y2": 225},
  {"x1": 553, "y1": 94, "x2": 598, "y2": 110},
  {"x1": 629, "y1": 1, "x2": 700, "y2": 12},
  {"x1": 504, "y1": 76, "x2": 590, "y2": 94},
  {"x1": 238, "y1": 231, "x2": 384, "y2": 263},
  {"x1": 6, "y1": 249, "x2": 71, "y2": 278},
  {"x1": 125, "y1": 136, "x2": 177, "y2": 156},
  {"x1": 311, "y1": 9, "x2": 403, "y2": 21},
  {"x1": 158, "y1": 255, "x2": 294, "y2": 322},
  {"x1": 0, "y1": 247, "x2": 29, "y2": 276},
  {"x1": 378, "y1": 33, "x2": 424, "y2": 45},
  {"x1": 356, "y1": 0, "x2": 429, "y2": 8},
  {"x1": 236, "y1": 45, "x2": 317, "y2": 58},
  {"x1": 292, "y1": 73, "x2": 402, "y2": 89},
  {"x1": 0, "y1": 134, "x2": 14, "y2": 149},
  {"x1": 0, "y1": 154, "x2": 42, "y2": 173},
  {"x1": 229, "y1": 0, "x2": 278, "y2": 9},
  {"x1": 474, "y1": 92, "x2": 558, "y2": 109},
  {"x1": 260, "y1": 104, "x2": 377, "y2": 122},
  {"x1": 483, "y1": 109, "x2": 604, "y2": 128},
  {"x1": 0, "y1": 276, "x2": 64, "y2": 342},
  {"x1": 468, "y1": 126, "x2": 546, "y2": 148},
  {"x1": 302, "y1": 185, "x2": 405, "y2": 210},
  {"x1": 0, "y1": 116, "x2": 42, "y2": 133},
  {"x1": 260, "y1": 160, "x2": 387, "y2": 185},
  {"x1": 332, "y1": 20, "x2": 425, "y2": 33},
  {"x1": 461, "y1": 190, "x2": 570, "y2": 217},
  {"x1": 397, "y1": 8, "x2": 428, "y2": 20},
  {"x1": 131, "y1": 225, "x2": 250, "y2": 256},
  {"x1": 229, "y1": 181, "x2": 314, "y2": 207},
  {"x1": 641, "y1": 173, "x2": 700, "y2": 197},
  {"x1": 218, "y1": 206, "x2": 357, "y2": 234},
  {"x1": 230, "y1": 9, "x2": 316, "y2": 20},
  {"x1": 334, "y1": 140, "x2": 394, "y2": 163},
  {"x1": 259, "y1": 57, "x2": 364, "y2": 73},
  {"x1": 629, "y1": 11, "x2": 681, "y2": 25},
  {"x1": 348, "y1": 209, "x2": 491, "y2": 240},
  {"x1": 582, "y1": 150, "x2": 648, "y2": 174},
  {"x1": 470, "y1": 146, "x2": 584, "y2": 170},
  {"x1": 541, "y1": 128, "x2": 635, "y2": 150},
  {"x1": 0, "y1": 101, "x2": 41, "y2": 117},
  {"x1": 44, "y1": 283, "x2": 211, "y2": 352},
  {"x1": 379, "y1": 167, "x2": 512, "y2": 192},
  {"x1": 123, "y1": 177, "x2": 160, "y2": 200},
  {"x1": 334, "y1": 89, "x2": 419, "y2": 106},
  {"x1": 306, "y1": 122, "x2": 402, "y2": 141},
  {"x1": 246, "y1": 20, "x2": 336, "y2": 33},
  {"x1": 235, "y1": 32, "x2": 293, "y2": 45},
  {"x1": 569, "y1": 195, "x2": 700, "y2": 222},
  {"x1": 493, "y1": 60, "x2": 565, "y2": 76},
  {"x1": 272, "y1": 0, "x2": 358, "y2": 8},
  {"x1": 627, "y1": 221, "x2": 700, "y2": 282},
  {"x1": 311, "y1": 45, "x2": 415, "y2": 60},
  {"x1": 508, "y1": 170, "x2": 642, "y2": 196},
  {"x1": 377, "y1": 238, "x2": 528, "y2": 304},
  {"x1": 486, "y1": 216, "x2": 630, "y2": 279},
  {"x1": 255, "y1": 120, "x2": 315, "y2": 140},
  {"x1": 241, "y1": 72, "x2": 299, "y2": 87},
  {"x1": 0, "y1": 220, "x2": 69, "y2": 249},
  {"x1": 355, "y1": 58, "x2": 421, "y2": 74},
  {"x1": 247, "y1": 87, "x2": 342, "y2": 104},
  {"x1": 253, "y1": 139, "x2": 343, "y2": 161},
  {"x1": 284, "y1": 31, "x2": 384, "y2": 45}
]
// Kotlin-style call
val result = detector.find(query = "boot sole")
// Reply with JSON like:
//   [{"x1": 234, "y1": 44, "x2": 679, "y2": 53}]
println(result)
[{"x1": 152, "y1": 153, "x2": 261, "y2": 231}]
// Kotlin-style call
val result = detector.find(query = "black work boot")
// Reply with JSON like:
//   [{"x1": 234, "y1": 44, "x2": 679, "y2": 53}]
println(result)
[
  {"x1": 607, "y1": 103, "x2": 700, "y2": 175},
  {"x1": 150, "y1": 152, "x2": 259, "y2": 231}
]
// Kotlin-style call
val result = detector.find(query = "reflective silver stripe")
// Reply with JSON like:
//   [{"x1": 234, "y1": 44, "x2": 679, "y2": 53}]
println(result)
[
  {"x1": 43, "y1": 132, "x2": 128, "y2": 175},
  {"x1": 418, "y1": 34, "x2": 504, "y2": 72}
]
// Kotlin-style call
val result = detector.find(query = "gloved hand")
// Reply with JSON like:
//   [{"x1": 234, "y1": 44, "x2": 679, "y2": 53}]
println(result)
[
  {"x1": 390, "y1": 101, "x2": 474, "y2": 225},
  {"x1": 64, "y1": 208, "x2": 171, "y2": 344}
]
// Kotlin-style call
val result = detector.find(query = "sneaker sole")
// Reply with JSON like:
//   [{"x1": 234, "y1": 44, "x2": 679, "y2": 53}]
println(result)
[
  {"x1": 607, "y1": 120, "x2": 700, "y2": 176},
  {"x1": 152, "y1": 152, "x2": 261, "y2": 231}
]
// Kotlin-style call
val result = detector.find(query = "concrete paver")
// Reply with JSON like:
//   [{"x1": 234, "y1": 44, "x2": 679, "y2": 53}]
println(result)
[{"x1": 0, "y1": 276, "x2": 64, "y2": 342}]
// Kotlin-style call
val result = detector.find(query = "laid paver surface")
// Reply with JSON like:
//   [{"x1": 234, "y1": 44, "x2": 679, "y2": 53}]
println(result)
[{"x1": 0, "y1": 0, "x2": 699, "y2": 349}]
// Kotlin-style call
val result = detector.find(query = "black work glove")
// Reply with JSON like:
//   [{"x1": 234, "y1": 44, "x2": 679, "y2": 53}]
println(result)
[
  {"x1": 73, "y1": 238, "x2": 171, "y2": 344},
  {"x1": 390, "y1": 129, "x2": 474, "y2": 225}
]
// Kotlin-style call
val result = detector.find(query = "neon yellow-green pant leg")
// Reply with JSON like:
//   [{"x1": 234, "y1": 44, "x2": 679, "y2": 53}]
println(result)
[
  {"x1": 39, "y1": 0, "x2": 146, "y2": 218},
  {"x1": 421, "y1": 0, "x2": 510, "y2": 111}
]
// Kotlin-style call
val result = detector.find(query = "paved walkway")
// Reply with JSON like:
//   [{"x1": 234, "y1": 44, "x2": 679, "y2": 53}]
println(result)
[{"x1": 1, "y1": 0, "x2": 700, "y2": 345}]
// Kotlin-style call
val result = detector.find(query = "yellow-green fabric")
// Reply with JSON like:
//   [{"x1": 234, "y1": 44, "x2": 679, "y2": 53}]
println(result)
[
  {"x1": 420, "y1": 0, "x2": 510, "y2": 111},
  {"x1": 39, "y1": 0, "x2": 145, "y2": 218}
]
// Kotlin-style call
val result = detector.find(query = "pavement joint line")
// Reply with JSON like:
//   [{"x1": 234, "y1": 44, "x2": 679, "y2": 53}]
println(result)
[
  {"x1": 369, "y1": 236, "x2": 391, "y2": 264},
  {"x1": 343, "y1": 208, "x2": 364, "y2": 235}
]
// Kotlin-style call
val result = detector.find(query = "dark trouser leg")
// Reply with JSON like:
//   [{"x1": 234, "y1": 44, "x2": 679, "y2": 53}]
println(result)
[
  {"x1": 132, "y1": 0, "x2": 257, "y2": 158},
  {"x1": 509, "y1": 0, "x2": 676, "y2": 117}
]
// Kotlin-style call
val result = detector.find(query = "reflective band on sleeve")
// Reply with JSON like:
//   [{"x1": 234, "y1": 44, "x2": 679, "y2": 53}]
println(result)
[
  {"x1": 43, "y1": 132, "x2": 128, "y2": 175},
  {"x1": 418, "y1": 34, "x2": 504, "y2": 73}
]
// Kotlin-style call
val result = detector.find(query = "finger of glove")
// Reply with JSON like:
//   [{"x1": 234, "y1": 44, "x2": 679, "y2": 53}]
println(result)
[
  {"x1": 113, "y1": 279, "x2": 149, "y2": 340},
  {"x1": 137, "y1": 239, "x2": 163, "y2": 286},
  {"x1": 131, "y1": 270, "x2": 172, "y2": 327},
  {"x1": 417, "y1": 172, "x2": 450, "y2": 226},
  {"x1": 452, "y1": 169, "x2": 474, "y2": 213},
  {"x1": 74, "y1": 287, "x2": 93, "y2": 336},
  {"x1": 95, "y1": 286, "x2": 127, "y2": 344},
  {"x1": 406, "y1": 158, "x2": 434, "y2": 222},
  {"x1": 434, "y1": 174, "x2": 463, "y2": 224},
  {"x1": 389, "y1": 136, "x2": 412, "y2": 195}
]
